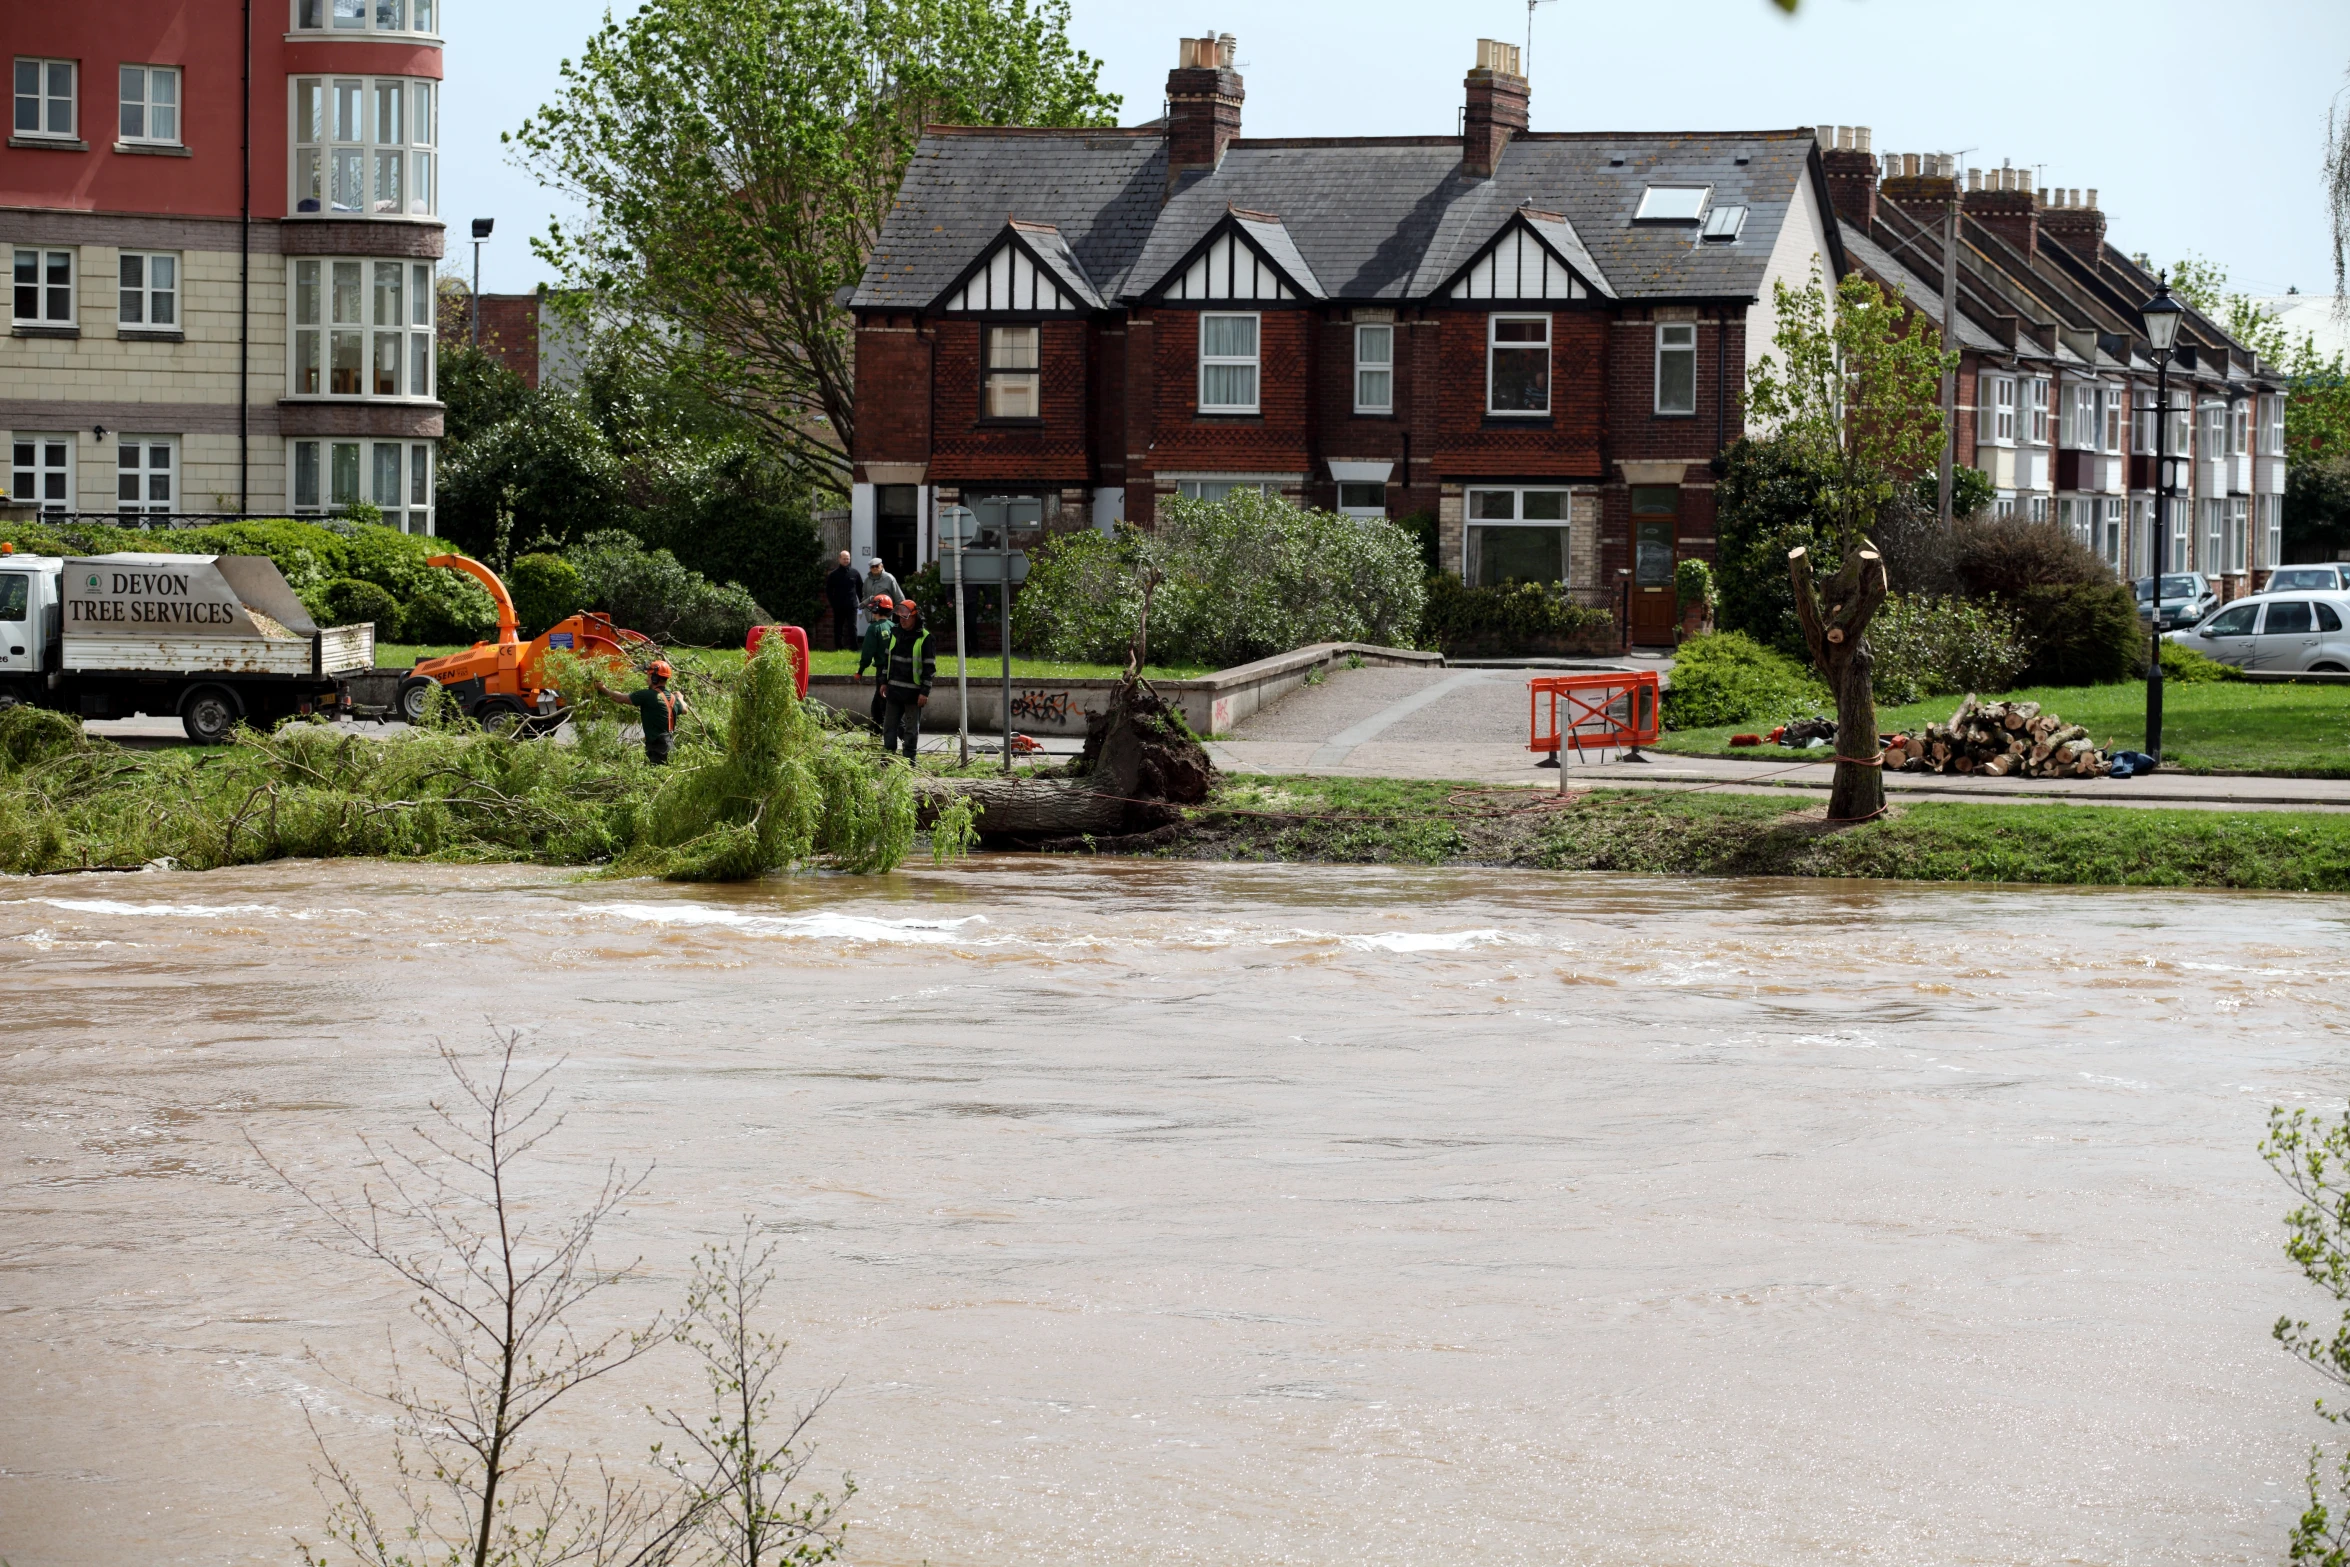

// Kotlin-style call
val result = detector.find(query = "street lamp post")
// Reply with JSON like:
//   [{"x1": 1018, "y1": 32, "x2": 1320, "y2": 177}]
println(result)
[
  {"x1": 469, "y1": 217, "x2": 494, "y2": 345},
  {"x1": 2140, "y1": 278, "x2": 2185, "y2": 768}
]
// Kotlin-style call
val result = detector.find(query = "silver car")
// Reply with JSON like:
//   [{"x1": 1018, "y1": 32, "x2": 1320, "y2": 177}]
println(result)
[
  {"x1": 2165, "y1": 592, "x2": 2350, "y2": 672},
  {"x1": 2252, "y1": 565, "x2": 2350, "y2": 595}
]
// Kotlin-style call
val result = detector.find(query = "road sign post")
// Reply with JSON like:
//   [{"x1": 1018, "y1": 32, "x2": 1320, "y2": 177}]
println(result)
[
  {"x1": 937, "y1": 539, "x2": 1028, "y2": 768},
  {"x1": 938, "y1": 505, "x2": 976, "y2": 766}
]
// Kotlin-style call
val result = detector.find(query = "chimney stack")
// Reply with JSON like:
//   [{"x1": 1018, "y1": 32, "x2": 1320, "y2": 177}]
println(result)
[
  {"x1": 2040, "y1": 185, "x2": 2107, "y2": 263},
  {"x1": 1818, "y1": 123, "x2": 1880, "y2": 229},
  {"x1": 1878, "y1": 149, "x2": 1959, "y2": 227},
  {"x1": 1462, "y1": 38, "x2": 1527, "y2": 180},
  {"x1": 1166, "y1": 33, "x2": 1244, "y2": 193},
  {"x1": 1964, "y1": 160, "x2": 2040, "y2": 259}
]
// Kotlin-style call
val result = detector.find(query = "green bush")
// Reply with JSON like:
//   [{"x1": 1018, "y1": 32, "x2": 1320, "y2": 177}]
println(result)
[
  {"x1": 1952, "y1": 516, "x2": 2147, "y2": 686},
  {"x1": 1675, "y1": 556, "x2": 1715, "y2": 610},
  {"x1": 508, "y1": 553, "x2": 586, "y2": 637},
  {"x1": 1713, "y1": 437, "x2": 1837, "y2": 660},
  {"x1": 1868, "y1": 594, "x2": 2032, "y2": 704},
  {"x1": 1908, "y1": 465, "x2": 1996, "y2": 520},
  {"x1": 566, "y1": 529, "x2": 765, "y2": 646},
  {"x1": 316, "y1": 578, "x2": 403, "y2": 637},
  {"x1": 1418, "y1": 574, "x2": 1616, "y2": 656},
  {"x1": 1013, "y1": 495, "x2": 1426, "y2": 668},
  {"x1": 1662, "y1": 631, "x2": 1829, "y2": 730},
  {"x1": 2160, "y1": 638, "x2": 2246, "y2": 683},
  {"x1": 1395, "y1": 510, "x2": 1440, "y2": 575}
]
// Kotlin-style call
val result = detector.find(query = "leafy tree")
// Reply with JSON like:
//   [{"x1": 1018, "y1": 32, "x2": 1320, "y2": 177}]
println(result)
[
  {"x1": 1744, "y1": 267, "x2": 1952, "y2": 822},
  {"x1": 510, "y1": 0, "x2": 1121, "y2": 487},
  {"x1": 1714, "y1": 436, "x2": 1837, "y2": 660},
  {"x1": 2263, "y1": 1103, "x2": 2350, "y2": 1566}
]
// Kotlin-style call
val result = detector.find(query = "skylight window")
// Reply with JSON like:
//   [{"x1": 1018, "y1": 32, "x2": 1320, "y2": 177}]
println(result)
[
  {"x1": 1634, "y1": 186, "x2": 1710, "y2": 223},
  {"x1": 1701, "y1": 204, "x2": 1748, "y2": 241}
]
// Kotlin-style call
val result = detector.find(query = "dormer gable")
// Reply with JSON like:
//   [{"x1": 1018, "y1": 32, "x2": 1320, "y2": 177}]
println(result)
[
  {"x1": 934, "y1": 220, "x2": 1104, "y2": 314},
  {"x1": 1445, "y1": 206, "x2": 1614, "y2": 303},
  {"x1": 1149, "y1": 207, "x2": 1326, "y2": 304}
]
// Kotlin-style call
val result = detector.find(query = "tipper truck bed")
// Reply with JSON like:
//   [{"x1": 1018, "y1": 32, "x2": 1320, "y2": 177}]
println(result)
[{"x1": 0, "y1": 552, "x2": 374, "y2": 742}]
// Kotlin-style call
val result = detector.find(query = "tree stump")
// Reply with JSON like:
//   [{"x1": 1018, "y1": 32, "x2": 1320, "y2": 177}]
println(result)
[{"x1": 1788, "y1": 542, "x2": 1889, "y2": 823}]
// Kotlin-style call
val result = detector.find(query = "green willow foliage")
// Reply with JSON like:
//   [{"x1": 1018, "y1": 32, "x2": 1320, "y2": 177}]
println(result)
[
  {"x1": 2263, "y1": 1104, "x2": 2350, "y2": 1566},
  {"x1": 0, "y1": 644, "x2": 942, "y2": 881},
  {"x1": 510, "y1": 0, "x2": 1120, "y2": 485}
]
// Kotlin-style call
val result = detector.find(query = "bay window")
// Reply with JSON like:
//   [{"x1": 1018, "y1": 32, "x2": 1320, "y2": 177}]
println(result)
[
  {"x1": 2061, "y1": 382, "x2": 2095, "y2": 449},
  {"x1": 292, "y1": 258, "x2": 433, "y2": 399},
  {"x1": 292, "y1": 76, "x2": 435, "y2": 216},
  {"x1": 2026, "y1": 379, "x2": 2049, "y2": 444},
  {"x1": 1198, "y1": 313, "x2": 1259, "y2": 413},
  {"x1": 2261, "y1": 493, "x2": 2283, "y2": 568},
  {"x1": 2229, "y1": 402, "x2": 2250, "y2": 457},
  {"x1": 983, "y1": 324, "x2": 1039, "y2": 418},
  {"x1": 2226, "y1": 496, "x2": 2248, "y2": 573},
  {"x1": 1988, "y1": 376, "x2": 2015, "y2": 444},
  {"x1": 1488, "y1": 314, "x2": 1549, "y2": 415},
  {"x1": 1655, "y1": 323, "x2": 1697, "y2": 415},
  {"x1": 2263, "y1": 394, "x2": 2287, "y2": 456},
  {"x1": 289, "y1": 438, "x2": 434, "y2": 533},
  {"x1": 2201, "y1": 497, "x2": 2222, "y2": 569},
  {"x1": 2101, "y1": 386, "x2": 2123, "y2": 454},
  {"x1": 1354, "y1": 322, "x2": 1392, "y2": 413},
  {"x1": 295, "y1": 0, "x2": 438, "y2": 33},
  {"x1": 2199, "y1": 401, "x2": 2225, "y2": 460},
  {"x1": 1464, "y1": 486, "x2": 1571, "y2": 586},
  {"x1": 2132, "y1": 389, "x2": 2154, "y2": 454}
]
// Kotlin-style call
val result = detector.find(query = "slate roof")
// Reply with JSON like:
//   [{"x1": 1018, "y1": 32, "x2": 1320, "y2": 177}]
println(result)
[
  {"x1": 1227, "y1": 210, "x2": 1325, "y2": 298},
  {"x1": 1837, "y1": 221, "x2": 2003, "y2": 354},
  {"x1": 1007, "y1": 220, "x2": 1105, "y2": 309},
  {"x1": 853, "y1": 127, "x2": 1832, "y2": 310},
  {"x1": 1517, "y1": 209, "x2": 1613, "y2": 298}
]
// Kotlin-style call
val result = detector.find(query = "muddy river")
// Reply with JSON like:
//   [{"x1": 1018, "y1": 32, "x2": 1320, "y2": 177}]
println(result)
[{"x1": 1, "y1": 859, "x2": 2342, "y2": 1564}]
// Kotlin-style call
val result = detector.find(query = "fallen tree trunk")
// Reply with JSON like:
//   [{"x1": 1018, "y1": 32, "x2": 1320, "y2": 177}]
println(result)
[{"x1": 916, "y1": 676, "x2": 1213, "y2": 842}]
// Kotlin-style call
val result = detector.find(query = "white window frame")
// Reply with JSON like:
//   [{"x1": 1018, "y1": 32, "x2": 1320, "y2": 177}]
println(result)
[
  {"x1": 1196, "y1": 312, "x2": 1261, "y2": 415},
  {"x1": 2229, "y1": 402, "x2": 2251, "y2": 458},
  {"x1": 1353, "y1": 322, "x2": 1393, "y2": 414},
  {"x1": 2226, "y1": 496, "x2": 2248, "y2": 573},
  {"x1": 12, "y1": 247, "x2": 75, "y2": 326},
  {"x1": 2261, "y1": 492, "x2": 2283, "y2": 569},
  {"x1": 2199, "y1": 401, "x2": 2226, "y2": 461},
  {"x1": 2262, "y1": 393, "x2": 2287, "y2": 456},
  {"x1": 2026, "y1": 378, "x2": 2050, "y2": 445},
  {"x1": 288, "y1": 437, "x2": 435, "y2": 533},
  {"x1": 290, "y1": 75, "x2": 436, "y2": 218},
  {"x1": 2028, "y1": 495, "x2": 2049, "y2": 523},
  {"x1": 1173, "y1": 477, "x2": 1277, "y2": 503},
  {"x1": 294, "y1": 0, "x2": 439, "y2": 34},
  {"x1": 1462, "y1": 485, "x2": 1576, "y2": 586},
  {"x1": 2132, "y1": 388, "x2": 2155, "y2": 454},
  {"x1": 114, "y1": 435, "x2": 179, "y2": 518},
  {"x1": 2200, "y1": 496, "x2": 2223, "y2": 570},
  {"x1": 2061, "y1": 382, "x2": 2096, "y2": 450},
  {"x1": 2171, "y1": 497, "x2": 2191, "y2": 573},
  {"x1": 2131, "y1": 496, "x2": 2155, "y2": 575},
  {"x1": 1486, "y1": 312, "x2": 1551, "y2": 417},
  {"x1": 982, "y1": 323, "x2": 1040, "y2": 420},
  {"x1": 1655, "y1": 322, "x2": 1698, "y2": 416},
  {"x1": 118, "y1": 64, "x2": 181, "y2": 146},
  {"x1": 2100, "y1": 385, "x2": 2124, "y2": 455},
  {"x1": 13, "y1": 58, "x2": 76, "y2": 141},
  {"x1": 116, "y1": 250, "x2": 180, "y2": 332},
  {"x1": 11, "y1": 434, "x2": 76, "y2": 513},
  {"x1": 1988, "y1": 376, "x2": 2016, "y2": 445},
  {"x1": 290, "y1": 257, "x2": 434, "y2": 401}
]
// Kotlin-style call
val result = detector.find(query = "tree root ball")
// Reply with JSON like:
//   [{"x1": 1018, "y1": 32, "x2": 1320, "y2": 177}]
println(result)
[{"x1": 919, "y1": 679, "x2": 1216, "y2": 845}]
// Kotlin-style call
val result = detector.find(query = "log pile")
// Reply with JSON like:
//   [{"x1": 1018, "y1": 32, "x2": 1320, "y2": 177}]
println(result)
[{"x1": 1891, "y1": 698, "x2": 2105, "y2": 778}]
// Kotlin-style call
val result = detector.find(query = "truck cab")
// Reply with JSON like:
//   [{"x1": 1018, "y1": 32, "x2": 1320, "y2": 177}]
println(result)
[{"x1": 0, "y1": 554, "x2": 60, "y2": 688}]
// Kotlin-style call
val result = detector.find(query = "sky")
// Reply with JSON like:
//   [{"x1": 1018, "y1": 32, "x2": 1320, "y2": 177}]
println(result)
[{"x1": 445, "y1": 0, "x2": 2350, "y2": 304}]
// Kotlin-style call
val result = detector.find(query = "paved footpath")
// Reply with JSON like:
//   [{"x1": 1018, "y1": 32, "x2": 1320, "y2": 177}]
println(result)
[{"x1": 1208, "y1": 664, "x2": 2350, "y2": 814}]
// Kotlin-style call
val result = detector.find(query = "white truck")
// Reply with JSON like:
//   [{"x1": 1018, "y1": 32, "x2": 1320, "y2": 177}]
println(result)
[{"x1": 0, "y1": 552, "x2": 375, "y2": 743}]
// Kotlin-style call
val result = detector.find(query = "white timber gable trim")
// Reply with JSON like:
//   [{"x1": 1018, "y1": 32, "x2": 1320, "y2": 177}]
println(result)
[
  {"x1": 1164, "y1": 231, "x2": 1295, "y2": 303},
  {"x1": 1747, "y1": 173, "x2": 1835, "y2": 379},
  {"x1": 940, "y1": 241, "x2": 1079, "y2": 313},
  {"x1": 1449, "y1": 225, "x2": 1590, "y2": 301}
]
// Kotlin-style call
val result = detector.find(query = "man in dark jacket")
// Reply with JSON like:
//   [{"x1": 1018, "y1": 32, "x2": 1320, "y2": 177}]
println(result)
[
  {"x1": 853, "y1": 594, "x2": 895, "y2": 728},
  {"x1": 879, "y1": 598, "x2": 935, "y2": 763},
  {"x1": 823, "y1": 550, "x2": 861, "y2": 650}
]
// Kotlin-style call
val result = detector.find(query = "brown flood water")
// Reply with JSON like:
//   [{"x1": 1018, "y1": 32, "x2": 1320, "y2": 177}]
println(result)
[{"x1": 0, "y1": 857, "x2": 2343, "y2": 1564}]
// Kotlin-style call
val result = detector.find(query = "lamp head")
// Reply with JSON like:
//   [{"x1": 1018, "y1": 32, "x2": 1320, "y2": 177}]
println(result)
[
  {"x1": 470, "y1": 217, "x2": 495, "y2": 241},
  {"x1": 2141, "y1": 278, "x2": 2184, "y2": 355}
]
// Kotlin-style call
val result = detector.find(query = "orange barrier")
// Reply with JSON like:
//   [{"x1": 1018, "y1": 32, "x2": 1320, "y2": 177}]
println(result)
[{"x1": 1528, "y1": 671, "x2": 1661, "y2": 764}]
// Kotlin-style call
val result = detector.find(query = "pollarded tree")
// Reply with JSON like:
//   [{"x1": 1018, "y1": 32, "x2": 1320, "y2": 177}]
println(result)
[
  {"x1": 510, "y1": 0, "x2": 1121, "y2": 489},
  {"x1": 1744, "y1": 267, "x2": 1952, "y2": 822}
]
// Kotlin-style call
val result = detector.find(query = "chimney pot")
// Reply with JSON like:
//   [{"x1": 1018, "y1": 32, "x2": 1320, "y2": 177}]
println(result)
[
  {"x1": 2086, "y1": 188, "x2": 2098, "y2": 211},
  {"x1": 1817, "y1": 124, "x2": 1833, "y2": 152},
  {"x1": 1856, "y1": 125, "x2": 1871, "y2": 153},
  {"x1": 1217, "y1": 31, "x2": 1236, "y2": 68},
  {"x1": 1836, "y1": 124, "x2": 1853, "y2": 151},
  {"x1": 1902, "y1": 152, "x2": 1920, "y2": 178},
  {"x1": 2037, "y1": 187, "x2": 2048, "y2": 205},
  {"x1": 1968, "y1": 168, "x2": 1981, "y2": 192}
]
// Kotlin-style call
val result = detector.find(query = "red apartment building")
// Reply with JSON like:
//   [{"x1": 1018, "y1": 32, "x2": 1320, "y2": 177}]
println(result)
[
  {"x1": 4, "y1": 0, "x2": 444, "y2": 531},
  {"x1": 848, "y1": 36, "x2": 1845, "y2": 645}
]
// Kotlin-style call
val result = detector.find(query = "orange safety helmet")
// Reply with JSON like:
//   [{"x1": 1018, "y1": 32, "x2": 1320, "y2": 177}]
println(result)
[
  {"x1": 648, "y1": 659, "x2": 674, "y2": 679},
  {"x1": 871, "y1": 594, "x2": 894, "y2": 611}
]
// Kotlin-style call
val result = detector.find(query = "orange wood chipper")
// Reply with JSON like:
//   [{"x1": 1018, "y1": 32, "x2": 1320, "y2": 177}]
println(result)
[{"x1": 393, "y1": 555, "x2": 659, "y2": 730}]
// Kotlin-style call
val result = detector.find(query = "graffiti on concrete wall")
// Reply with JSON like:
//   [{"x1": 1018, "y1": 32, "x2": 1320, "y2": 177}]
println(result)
[{"x1": 1008, "y1": 689, "x2": 1075, "y2": 723}]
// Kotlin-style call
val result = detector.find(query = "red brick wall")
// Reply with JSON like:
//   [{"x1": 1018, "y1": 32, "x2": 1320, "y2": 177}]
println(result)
[
  {"x1": 1313, "y1": 311, "x2": 1411, "y2": 511},
  {"x1": 471, "y1": 295, "x2": 540, "y2": 389},
  {"x1": 928, "y1": 318, "x2": 1092, "y2": 482},
  {"x1": 1427, "y1": 309, "x2": 1605, "y2": 478},
  {"x1": 1143, "y1": 307, "x2": 1315, "y2": 475},
  {"x1": 852, "y1": 319, "x2": 932, "y2": 470},
  {"x1": 1603, "y1": 311, "x2": 1746, "y2": 468}
]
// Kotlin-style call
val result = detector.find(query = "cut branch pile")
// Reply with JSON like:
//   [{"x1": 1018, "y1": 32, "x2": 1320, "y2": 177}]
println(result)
[{"x1": 1892, "y1": 698, "x2": 2105, "y2": 778}]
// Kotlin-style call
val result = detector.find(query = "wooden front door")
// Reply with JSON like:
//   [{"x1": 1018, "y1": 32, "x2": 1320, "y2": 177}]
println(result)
[{"x1": 1629, "y1": 487, "x2": 1678, "y2": 645}]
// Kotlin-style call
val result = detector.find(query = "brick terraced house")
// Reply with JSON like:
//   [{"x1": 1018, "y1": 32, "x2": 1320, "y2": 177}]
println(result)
[
  {"x1": 1822, "y1": 127, "x2": 2285, "y2": 596},
  {"x1": 848, "y1": 36, "x2": 1846, "y2": 645},
  {"x1": 4, "y1": 0, "x2": 444, "y2": 530}
]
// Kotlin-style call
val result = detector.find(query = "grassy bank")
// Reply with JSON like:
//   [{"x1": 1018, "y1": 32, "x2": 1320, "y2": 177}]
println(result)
[
  {"x1": 376, "y1": 643, "x2": 1210, "y2": 682},
  {"x1": 1163, "y1": 776, "x2": 2350, "y2": 890},
  {"x1": 1658, "y1": 679, "x2": 2350, "y2": 777}
]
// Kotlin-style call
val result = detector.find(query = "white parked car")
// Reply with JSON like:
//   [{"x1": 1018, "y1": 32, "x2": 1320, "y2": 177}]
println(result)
[
  {"x1": 2165, "y1": 592, "x2": 2350, "y2": 672},
  {"x1": 2257, "y1": 565, "x2": 2350, "y2": 595}
]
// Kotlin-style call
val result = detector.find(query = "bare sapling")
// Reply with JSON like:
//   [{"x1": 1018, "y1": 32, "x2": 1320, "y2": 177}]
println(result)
[
  {"x1": 655, "y1": 1221, "x2": 852, "y2": 1567},
  {"x1": 253, "y1": 1030, "x2": 697, "y2": 1567}
]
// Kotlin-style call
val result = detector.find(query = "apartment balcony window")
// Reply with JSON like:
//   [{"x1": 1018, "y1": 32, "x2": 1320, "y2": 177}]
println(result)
[
  {"x1": 290, "y1": 438, "x2": 434, "y2": 533},
  {"x1": 118, "y1": 66, "x2": 179, "y2": 145},
  {"x1": 292, "y1": 76, "x2": 435, "y2": 216},
  {"x1": 116, "y1": 437, "x2": 177, "y2": 517},
  {"x1": 13, "y1": 59, "x2": 75, "y2": 140},
  {"x1": 291, "y1": 259, "x2": 434, "y2": 399},
  {"x1": 294, "y1": 0, "x2": 439, "y2": 35}
]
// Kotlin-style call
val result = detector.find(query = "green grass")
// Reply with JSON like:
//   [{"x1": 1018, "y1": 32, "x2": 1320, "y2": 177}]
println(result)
[
  {"x1": 376, "y1": 642, "x2": 1209, "y2": 682},
  {"x1": 1165, "y1": 775, "x2": 2350, "y2": 889},
  {"x1": 1656, "y1": 679, "x2": 2350, "y2": 777}
]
